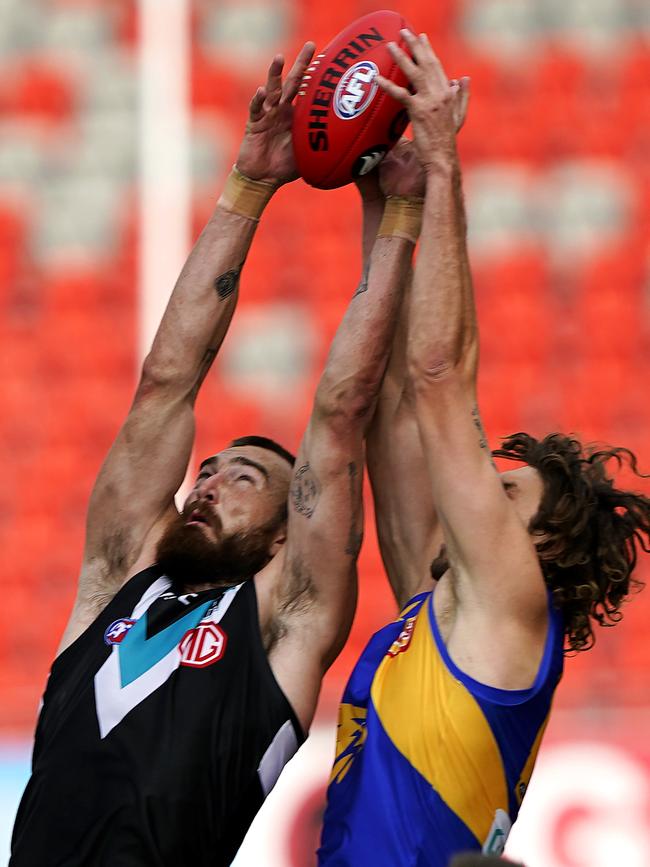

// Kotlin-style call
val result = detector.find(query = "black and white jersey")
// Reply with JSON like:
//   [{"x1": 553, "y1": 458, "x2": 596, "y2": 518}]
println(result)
[{"x1": 11, "y1": 566, "x2": 303, "y2": 866}]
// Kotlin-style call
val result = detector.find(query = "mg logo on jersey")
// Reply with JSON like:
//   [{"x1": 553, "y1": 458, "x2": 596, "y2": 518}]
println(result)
[
  {"x1": 104, "y1": 618, "x2": 136, "y2": 645},
  {"x1": 179, "y1": 622, "x2": 227, "y2": 668},
  {"x1": 334, "y1": 61, "x2": 379, "y2": 120}
]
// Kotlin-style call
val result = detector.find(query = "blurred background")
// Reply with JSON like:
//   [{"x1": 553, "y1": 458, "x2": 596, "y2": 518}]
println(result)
[{"x1": 1, "y1": 0, "x2": 649, "y2": 864}]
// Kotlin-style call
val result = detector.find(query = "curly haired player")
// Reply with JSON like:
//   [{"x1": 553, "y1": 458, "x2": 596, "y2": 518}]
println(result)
[{"x1": 318, "y1": 30, "x2": 650, "y2": 866}]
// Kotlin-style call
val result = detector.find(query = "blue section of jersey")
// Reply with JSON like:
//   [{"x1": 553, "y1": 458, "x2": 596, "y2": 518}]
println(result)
[
  {"x1": 118, "y1": 600, "x2": 212, "y2": 687},
  {"x1": 319, "y1": 698, "x2": 479, "y2": 867}
]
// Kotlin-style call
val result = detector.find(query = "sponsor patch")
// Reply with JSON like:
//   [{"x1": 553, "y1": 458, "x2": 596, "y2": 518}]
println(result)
[{"x1": 179, "y1": 622, "x2": 227, "y2": 668}]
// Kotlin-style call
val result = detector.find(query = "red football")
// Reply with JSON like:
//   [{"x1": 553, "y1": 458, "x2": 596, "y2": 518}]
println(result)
[{"x1": 292, "y1": 10, "x2": 415, "y2": 190}]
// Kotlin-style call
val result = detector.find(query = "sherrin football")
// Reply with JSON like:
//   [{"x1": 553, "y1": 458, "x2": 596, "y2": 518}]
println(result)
[{"x1": 292, "y1": 10, "x2": 415, "y2": 189}]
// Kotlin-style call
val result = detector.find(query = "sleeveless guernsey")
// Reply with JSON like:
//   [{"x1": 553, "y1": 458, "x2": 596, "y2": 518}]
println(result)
[
  {"x1": 318, "y1": 588, "x2": 564, "y2": 866},
  {"x1": 11, "y1": 566, "x2": 303, "y2": 867}
]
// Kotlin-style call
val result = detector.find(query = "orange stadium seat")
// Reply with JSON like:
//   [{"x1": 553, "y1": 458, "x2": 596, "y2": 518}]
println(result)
[{"x1": 0, "y1": 61, "x2": 74, "y2": 123}]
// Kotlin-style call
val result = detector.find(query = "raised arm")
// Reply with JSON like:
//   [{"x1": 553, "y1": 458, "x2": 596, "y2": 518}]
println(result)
[
  {"x1": 355, "y1": 144, "x2": 442, "y2": 609},
  {"x1": 60, "y1": 46, "x2": 316, "y2": 654},
  {"x1": 265, "y1": 188, "x2": 418, "y2": 730},
  {"x1": 366, "y1": 270, "x2": 443, "y2": 609},
  {"x1": 378, "y1": 34, "x2": 548, "y2": 660}
]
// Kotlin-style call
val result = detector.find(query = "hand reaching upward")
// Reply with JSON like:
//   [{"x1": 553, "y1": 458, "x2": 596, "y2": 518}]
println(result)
[
  {"x1": 375, "y1": 31, "x2": 470, "y2": 174},
  {"x1": 236, "y1": 42, "x2": 316, "y2": 186}
]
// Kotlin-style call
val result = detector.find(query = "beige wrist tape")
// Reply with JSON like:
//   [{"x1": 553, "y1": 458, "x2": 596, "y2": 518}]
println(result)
[
  {"x1": 217, "y1": 166, "x2": 279, "y2": 221},
  {"x1": 377, "y1": 196, "x2": 424, "y2": 244}
]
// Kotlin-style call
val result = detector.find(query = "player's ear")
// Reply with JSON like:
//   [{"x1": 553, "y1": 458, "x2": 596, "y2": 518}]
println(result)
[{"x1": 268, "y1": 523, "x2": 288, "y2": 557}]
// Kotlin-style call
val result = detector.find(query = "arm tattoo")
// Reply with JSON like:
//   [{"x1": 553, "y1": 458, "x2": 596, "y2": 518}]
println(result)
[
  {"x1": 352, "y1": 262, "x2": 370, "y2": 298},
  {"x1": 345, "y1": 461, "x2": 363, "y2": 557},
  {"x1": 471, "y1": 404, "x2": 496, "y2": 467},
  {"x1": 214, "y1": 266, "x2": 241, "y2": 300},
  {"x1": 291, "y1": 463, "x2": 321, "y2": 518}
]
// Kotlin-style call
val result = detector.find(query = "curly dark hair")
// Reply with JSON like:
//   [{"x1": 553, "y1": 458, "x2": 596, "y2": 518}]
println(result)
[{"x1": 492, "y1": 433, "x2": 650, "y2": 654}]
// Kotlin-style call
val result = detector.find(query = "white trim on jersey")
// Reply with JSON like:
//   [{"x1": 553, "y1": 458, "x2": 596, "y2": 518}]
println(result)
[
  {"x1": 258, "y1": 719, "x2": 299, "y2": 797},
  {"x1": 94, "y1": 579, "x2": 242, "y2": 739}
]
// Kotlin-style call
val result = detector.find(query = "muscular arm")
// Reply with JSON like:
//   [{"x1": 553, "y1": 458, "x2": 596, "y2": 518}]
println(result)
[
  {"x1": 360, "y1": 146, "x2": 441, "y2": 609},
  {"x1": 60, "y1": 47, "x2": 315, "y2": 654},
  {"x1": 268, "y1": 224, "x2": 416, "y2": 730},
  {"x1": 380, "y1": 35, "x2": 547, "y2": 635},
  {"x1": 367, "y1": 272, "x2": 442, "y2": 608},
  {"x1": 60, "y1": 198, "x2": 265, "y2": 653}
]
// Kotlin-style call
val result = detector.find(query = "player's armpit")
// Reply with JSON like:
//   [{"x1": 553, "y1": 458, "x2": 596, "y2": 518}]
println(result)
[
  {"x1": 411, "y1": 374, "x2": 548, "y2": 625},
  {"x1": 282, "y1": 418, "x2": 363, "y2": 638},
  {"x1": 81, "y1": 382, "x2": 196, "y2": 588}
]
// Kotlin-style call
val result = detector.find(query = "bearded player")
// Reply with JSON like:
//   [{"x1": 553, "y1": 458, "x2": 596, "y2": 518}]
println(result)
[
  {"x1": 319, "y1": 31, "x2": 650, "y2": 865},
  {"x1": 10, "y1": 43, "x2": 423, "y2": 866}
]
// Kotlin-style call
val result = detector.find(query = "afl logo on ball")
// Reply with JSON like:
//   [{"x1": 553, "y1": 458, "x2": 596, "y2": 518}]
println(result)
[
  {"x1": 104, "y1": 618, "x2": 136, "y2": 645},
  {"x1": 179, "y1": 623, "x2": 227, "y2": 668},
  {"x1": 334, "y1": 61, "x2": 379, "y2": 120}
]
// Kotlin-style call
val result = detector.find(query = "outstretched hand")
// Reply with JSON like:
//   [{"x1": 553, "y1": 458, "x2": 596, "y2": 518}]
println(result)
[
  {"x1": 375, "y1": 30, "x2": 470, "y2": 173},
  {"x1": 236, "y1": 42, "x2": 316, "y2": 186}
]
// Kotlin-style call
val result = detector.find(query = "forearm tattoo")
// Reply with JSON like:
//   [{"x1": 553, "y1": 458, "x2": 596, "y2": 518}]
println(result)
[
  {"x1": 291, "y1": 463, "x2": 321, "y2": 519},
  {"x1": 352, "y1": 262, "x2": 370, "y2": 298},
  {"x1": 345, "y1": 461, "x2": 363, "y2": 558},
  {"x1": 214, "y1": 266, "x2": 241, "y2": 300}
]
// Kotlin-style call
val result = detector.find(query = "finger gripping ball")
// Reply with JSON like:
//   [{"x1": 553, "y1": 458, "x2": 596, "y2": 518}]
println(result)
[{"x1": 292, "y1": 10, "x2": 415, "y2": 190}]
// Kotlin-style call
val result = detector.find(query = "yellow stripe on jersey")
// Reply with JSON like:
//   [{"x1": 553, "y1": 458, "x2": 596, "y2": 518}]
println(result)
[{"x1": 370, "y1": 601, "x2": 509, "y2": 845}]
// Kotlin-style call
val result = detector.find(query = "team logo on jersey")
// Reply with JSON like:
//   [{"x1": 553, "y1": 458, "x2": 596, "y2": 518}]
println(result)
[
  {"x1": 386, "y1": 617, "x2": 416, "y2": 657},
  {"x1": 104, "y1": 618, "x2": 136, "y2": 645},
  {"x1": 179, "y1": 623, "x2": 227, "y2": 668},
  {"x1": 330, "y1": 703, "x2": 368, "y2": 784},
  {"x1": 334, "y1": 61, "x2": 379, "y2": 120}
]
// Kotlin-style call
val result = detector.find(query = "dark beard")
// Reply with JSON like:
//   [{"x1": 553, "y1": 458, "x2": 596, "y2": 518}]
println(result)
[
  {"x1": 430, "y1": 544, "x2": 450, "y2": 582},
  {"x1": 155, "y1": 509, "x2": 282, "y2": 590}
]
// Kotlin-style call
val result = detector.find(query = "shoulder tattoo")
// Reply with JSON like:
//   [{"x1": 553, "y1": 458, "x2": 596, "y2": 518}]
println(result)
[{"x1": 291, "y1": 463, "x2": 321, "y2": 519}]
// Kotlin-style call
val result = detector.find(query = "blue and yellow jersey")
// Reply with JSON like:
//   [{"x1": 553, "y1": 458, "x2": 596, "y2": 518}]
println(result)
[{"x1": 318, "y1": 589, "x2": 564, "y2": 866}]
